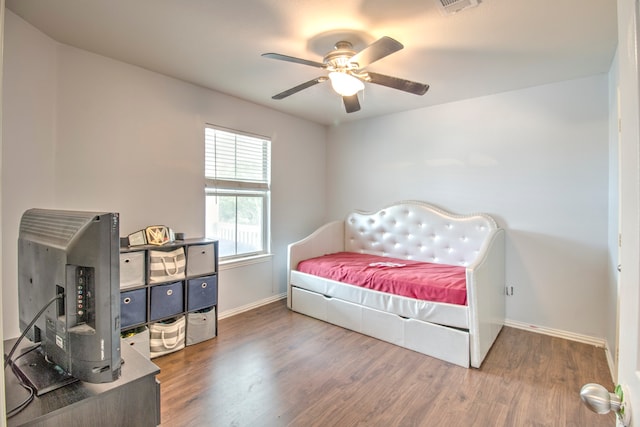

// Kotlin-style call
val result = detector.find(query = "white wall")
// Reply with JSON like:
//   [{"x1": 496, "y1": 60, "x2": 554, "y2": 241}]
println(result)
[
  {"x1": 326, "y1": 75, "x2": 612, "y2": 340},
  {"x1": 1, "y1": 11, "x2": 57, "y2": 337},
  {"x1": 2, "y1": 9, "x2": 616, "y2": 345},
  {"x1": 1, "y1": 11, "x2": 327, "y2": 337}
]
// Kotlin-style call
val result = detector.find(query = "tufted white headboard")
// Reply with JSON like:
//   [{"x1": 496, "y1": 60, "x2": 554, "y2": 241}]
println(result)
[{"x1": 345, "y1": 201, "x2": 499, "y2": 267}]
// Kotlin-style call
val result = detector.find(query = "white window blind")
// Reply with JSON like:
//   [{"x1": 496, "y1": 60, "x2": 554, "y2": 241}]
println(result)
[
  {"x1": 204, "y1": 125, "x2": 271, "y2": 259},
  {"x1": 205, "y1": 127, "x2": 270, "y2": 190}
]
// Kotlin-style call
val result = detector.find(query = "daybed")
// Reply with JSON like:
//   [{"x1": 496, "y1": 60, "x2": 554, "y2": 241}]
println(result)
[{"x1": 287, "y1": 201, "x2": 505, "y2": 368}]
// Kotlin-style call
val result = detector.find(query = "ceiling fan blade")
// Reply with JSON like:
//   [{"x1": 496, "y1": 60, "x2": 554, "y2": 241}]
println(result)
[
  {"x1": 343, "y1": 94, "x2": 361, "y2": 113},
  {"x1": 272, "y1": 77, "x2": 328, "y2": 100},
  {"x1": 262, "y1": 52, "x2": 326, "y2": 68},
  {"x1": 349, "y1": 36, "x2": 404, "y2": 69},
  {"x1": 366, "y1": 72, "x2": 429, "y2": 95}
]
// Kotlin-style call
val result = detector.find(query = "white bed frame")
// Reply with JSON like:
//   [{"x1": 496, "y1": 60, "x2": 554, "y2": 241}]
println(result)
[{"x1": 287, "y1": 201, "x2": 505, "y2": 368}]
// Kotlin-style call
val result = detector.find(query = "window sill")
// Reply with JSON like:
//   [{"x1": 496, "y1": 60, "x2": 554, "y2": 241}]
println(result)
[{"x1": 219, "y1": 253, "x2": 273, "y2": 270}]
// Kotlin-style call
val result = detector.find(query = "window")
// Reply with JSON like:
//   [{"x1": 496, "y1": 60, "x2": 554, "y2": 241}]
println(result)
[{"x1": 205, "y1": 126, "x2": 271, "y2": 260}]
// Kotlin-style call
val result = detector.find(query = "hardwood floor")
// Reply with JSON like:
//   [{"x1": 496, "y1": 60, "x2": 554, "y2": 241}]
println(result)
[{"x1": 154, "y1": 300, "x2": 614, "y2": 426}]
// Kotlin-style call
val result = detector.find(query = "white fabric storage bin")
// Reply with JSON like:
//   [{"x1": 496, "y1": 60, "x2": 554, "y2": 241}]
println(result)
[
  {"x1": 186, "y1": 243, "x2": 216, "y2": 276},
  {"x1": 122, "y1": 326, "x2": 150, "y2": 360},
  {"x1": 186, "y1": 307, "x2": 217, "y2": 345},
  {"x1": 119, "y1": 251, "x2": 145, "y2": 289},
  {"x1": 149, "y1": 248, "x2": 186, "y2": 284},
  {"x1": 149, "y1": 316, "x2": 186, "y2": 358}
]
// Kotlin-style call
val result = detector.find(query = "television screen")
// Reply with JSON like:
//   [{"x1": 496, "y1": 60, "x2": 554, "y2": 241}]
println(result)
[{"x1": 16, "y1": 209, "x2": 121, "y2": 388}]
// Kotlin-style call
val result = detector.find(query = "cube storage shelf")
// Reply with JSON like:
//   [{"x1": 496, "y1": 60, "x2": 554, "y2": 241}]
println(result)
[{"x1": 119, "y1": 238, "x2": 219, "y2": 352}]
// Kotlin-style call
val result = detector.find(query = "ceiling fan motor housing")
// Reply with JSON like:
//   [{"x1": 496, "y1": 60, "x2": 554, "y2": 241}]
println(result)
[{"x1": 324, "y1": 41, "x2": 357, "y2": 70}]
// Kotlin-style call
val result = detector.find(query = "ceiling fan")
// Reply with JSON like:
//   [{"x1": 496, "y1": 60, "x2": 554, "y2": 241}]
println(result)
[{"x1": 262, "y1": 36, "x2": 429, "y2": 113}]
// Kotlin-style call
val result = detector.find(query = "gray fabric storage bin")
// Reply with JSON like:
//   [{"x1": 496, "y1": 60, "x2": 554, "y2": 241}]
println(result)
[
  {"x1": 119, "y1": 251, "x2": 145, "y2": 289},
  {"x1": 186, "y1": 243, "x2": 216, "y2": 276},
  {"x1": 121, "y1": 288, "x2": 147, "y2": 328},
  {"x1": 187, "y1": 275, "x2": 217, "y2": 311},
  {"x1": 122, "y1": 326, "x2": 150, "y2": 359},
  {"x1": 186, "y1": 307, "x2": 216, "y2": 345},
  {"x1": 150, "y1": 281, "x2": 184, "y2": 321}
]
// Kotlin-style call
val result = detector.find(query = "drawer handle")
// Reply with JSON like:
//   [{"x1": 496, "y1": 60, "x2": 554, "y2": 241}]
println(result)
[
  {"x1": 124, "y1": 259, "x2": 130, "y2": 264},
  {"x1": 167, "y1": 289, "x2": 173, "y2": 296},
  {"x1": 201, "y1": 282, "x2": 207, "y2": 289},
  {"x1": 123, "y1": 297, "x2": 131, "y2": 304}
]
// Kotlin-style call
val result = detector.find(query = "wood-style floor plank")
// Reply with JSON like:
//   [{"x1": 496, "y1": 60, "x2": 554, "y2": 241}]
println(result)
[{"x1": 154, "y1": 300, "x2": 614, "y2": 427}]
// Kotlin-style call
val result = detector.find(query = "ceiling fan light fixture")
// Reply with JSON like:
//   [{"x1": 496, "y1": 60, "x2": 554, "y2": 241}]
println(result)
[
  {"x1": 263, "y1": 36, "x2": 429, "y2": 113},
  {"x1": 328, "y1": 71, "x2": 364, "y2": 96}
]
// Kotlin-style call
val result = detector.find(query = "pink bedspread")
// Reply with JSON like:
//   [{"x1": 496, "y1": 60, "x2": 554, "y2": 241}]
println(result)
[{"x1": 297, "y1": 252, "x2": 467, "y2": 305}]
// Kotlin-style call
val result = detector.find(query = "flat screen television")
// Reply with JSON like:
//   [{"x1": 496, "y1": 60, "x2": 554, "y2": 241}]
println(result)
[{"x1": 16, "y1": 209, "x2": 121, "y2": 389}]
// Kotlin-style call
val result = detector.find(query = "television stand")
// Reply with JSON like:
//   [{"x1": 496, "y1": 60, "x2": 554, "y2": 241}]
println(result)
[
  {"x1": 11, "y1": 345, "x2": 79, "y2": 396},
  {"x1": 4, "y1": 338, "x2": 161, "y2": 427}
]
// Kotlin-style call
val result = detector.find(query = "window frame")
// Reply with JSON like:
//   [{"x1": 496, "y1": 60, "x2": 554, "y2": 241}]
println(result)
[{"x1": 204, "y1": 125, "x2": 271, "y2": 261}]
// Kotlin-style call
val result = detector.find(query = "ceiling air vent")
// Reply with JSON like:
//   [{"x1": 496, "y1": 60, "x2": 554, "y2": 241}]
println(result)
[{"x1": 437, "y1": 0, "x2": 479, "y2": 15}]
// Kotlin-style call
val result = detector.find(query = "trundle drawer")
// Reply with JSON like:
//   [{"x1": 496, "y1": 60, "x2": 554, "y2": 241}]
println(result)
[
  {"x1": 361, "y1": 307, "x2": 404, "y2": 346},
  {"x1": 293, "y1": 288, "x2": 364, "y2": 332},
  {"x1": 326, "y1": 297, "x2": 363, "y2": 332},
  {"x1": 291, "y1": 287, "x2": 327, "y2": 321},
  {"x1": 404, "y1": 318, "x2": 469, "y2": 367},
  {"x1": 292, "y1": 286, "x2": 470, "y2": 367},
  {"x1": 293, "y1": 287, "x2": 404, "y2": 347}
]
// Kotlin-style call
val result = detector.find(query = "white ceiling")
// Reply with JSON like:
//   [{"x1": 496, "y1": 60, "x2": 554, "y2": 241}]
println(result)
[{"x1": 6, "y1": 0, "x2": 617, "y2": 126}]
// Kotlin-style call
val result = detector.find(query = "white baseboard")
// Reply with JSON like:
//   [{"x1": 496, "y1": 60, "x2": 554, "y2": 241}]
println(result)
[
  {"x1": 218, "y1": 293, "x2": 287, "y2": 319},
  {"x1": 504, "y1": 319, "x2": 607, "y2": 348},
  {"x1": 604, "y1": 342, "x2": 617, "y2": 384}
]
